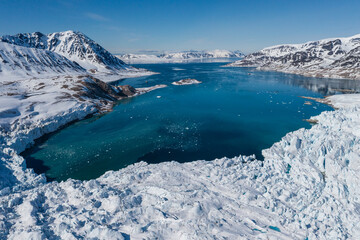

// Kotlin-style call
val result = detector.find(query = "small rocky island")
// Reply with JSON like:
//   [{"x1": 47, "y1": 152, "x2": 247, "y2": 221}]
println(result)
[{"x1": 172, "y1": 78, "x2": 202, "y2": 85}]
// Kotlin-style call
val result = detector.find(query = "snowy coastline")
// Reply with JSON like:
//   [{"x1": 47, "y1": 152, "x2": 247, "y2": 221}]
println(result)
[{"x1": 1, "y1": 76, "x2": 360, "y2": 238}]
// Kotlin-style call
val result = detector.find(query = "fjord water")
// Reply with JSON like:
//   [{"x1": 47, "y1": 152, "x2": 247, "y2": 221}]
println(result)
[{"x1": 25, "y1": 62, "x2": 352, "y2": 181}]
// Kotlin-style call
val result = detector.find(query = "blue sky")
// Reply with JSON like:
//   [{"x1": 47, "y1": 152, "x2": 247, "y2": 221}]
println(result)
[{"x1": 0, "y1": 0, "x2": 360, "y2": 54}]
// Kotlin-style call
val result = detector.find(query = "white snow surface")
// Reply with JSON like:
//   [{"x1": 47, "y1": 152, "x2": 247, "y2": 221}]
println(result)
[
  {"x1": 228, "y1": 34, "x2": 360, "y2": 80},
  {"x1": 0, "y1": 41, "x2": 85, "y2": 80},
  {"x1": 1, "y1": 72, "x2": 360, "y2": 239},
  {"x1": 327, "y1": 94, "x2": 360, "y2": 109},
  {"x1": 117, "y1": 50, "x2": 244, "y2": 63}
]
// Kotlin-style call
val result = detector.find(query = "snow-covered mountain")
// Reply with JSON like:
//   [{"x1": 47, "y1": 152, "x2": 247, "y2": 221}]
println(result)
[
  {"x1": 0, "y1": 31, "x2": 152, "y2": 80},
  {"x1": 117, "y1": 50, "x2": 244, "y2": 63},
  {"x1": 158, "y1": 50, "x2": 244, "y2": 59},
  {"x1": 227, "y1": 34, "x2": 360, "y2": 80}
]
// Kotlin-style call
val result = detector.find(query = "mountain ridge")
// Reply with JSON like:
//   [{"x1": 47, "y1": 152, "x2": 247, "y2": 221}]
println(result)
[{"x1": 227, "y1": 34, "x2": 360, "y2": 80}]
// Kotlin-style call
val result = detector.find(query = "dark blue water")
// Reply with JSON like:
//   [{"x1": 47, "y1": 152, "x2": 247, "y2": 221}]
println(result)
[{"x1": 24, "y1": 62, "x2": 355, "y2": 181}]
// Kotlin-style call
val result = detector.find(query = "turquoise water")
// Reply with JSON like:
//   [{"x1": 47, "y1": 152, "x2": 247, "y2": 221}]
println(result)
[{"x1": 24, "y1": 62, "x2": 354, "y2": 181}]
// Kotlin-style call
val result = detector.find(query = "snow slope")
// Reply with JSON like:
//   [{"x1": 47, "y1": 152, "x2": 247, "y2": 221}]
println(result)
[
  {"x1": 0, "y1": 41, "x2": 85, "y2": 80},
  {"x1": 227, "y1": 34, "x2": 360, "y2": 80},
  {"x1": 117, "y1": 50, "x2": 244, "y2": 63},
  {"x1": 0, "y1": 31, "x2": 154, "y2": 81}
]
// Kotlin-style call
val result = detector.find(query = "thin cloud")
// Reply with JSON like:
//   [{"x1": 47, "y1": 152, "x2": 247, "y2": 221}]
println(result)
[{"x1": 85, "y1": 12, "x2": 109, "y2": 22}]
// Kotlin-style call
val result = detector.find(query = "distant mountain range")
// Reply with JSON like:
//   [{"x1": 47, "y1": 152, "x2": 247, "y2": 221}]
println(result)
[
  {"x1": 0, "y1": 31, "x2": 152, "y2": 81},
  {"x1": 117, "y1": 50, "x2": 244, "y2": 63},
  {"x1": 2, "y1": 31, "x2": 359, "y2": 81},
  {"x1": 227, "y1": 34, "x2": 360, "y2": 80}
]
